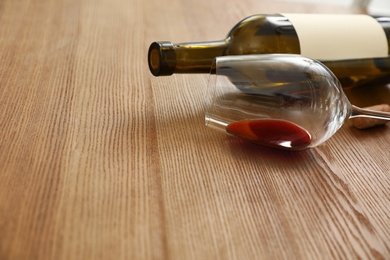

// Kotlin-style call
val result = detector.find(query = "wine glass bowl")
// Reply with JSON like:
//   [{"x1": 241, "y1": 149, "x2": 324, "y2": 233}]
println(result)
[{"x1": 205, "y1": 54, "x2": 388, "y2": 150}]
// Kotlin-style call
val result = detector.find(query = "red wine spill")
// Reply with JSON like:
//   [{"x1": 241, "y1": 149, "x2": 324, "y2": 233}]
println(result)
[{"x1": 226, "y1": 119, "x2": 311, "y2": 150}]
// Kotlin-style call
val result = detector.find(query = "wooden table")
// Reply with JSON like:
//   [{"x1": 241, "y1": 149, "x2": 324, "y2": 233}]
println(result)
[{"x1": 0, "y1": 0, "x2": 389, "y2": 259}]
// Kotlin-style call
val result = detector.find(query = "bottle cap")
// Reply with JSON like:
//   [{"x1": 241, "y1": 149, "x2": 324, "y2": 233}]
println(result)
[{"x1": 148, "y1": 42, "x2": 176, "y2": 76}]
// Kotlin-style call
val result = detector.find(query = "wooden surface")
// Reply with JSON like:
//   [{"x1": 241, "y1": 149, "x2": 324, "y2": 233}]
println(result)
[{"x1": 0, "y1": 0, "x2": 389, "y2": 259}]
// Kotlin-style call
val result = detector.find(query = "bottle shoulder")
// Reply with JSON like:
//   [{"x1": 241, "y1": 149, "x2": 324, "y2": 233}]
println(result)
[
  {"x1": 228, "y1": 14, "x2": 294, "y2": 35},
  {"x1": 225, "y1": 14, "x2": 300, "y2": 55}
]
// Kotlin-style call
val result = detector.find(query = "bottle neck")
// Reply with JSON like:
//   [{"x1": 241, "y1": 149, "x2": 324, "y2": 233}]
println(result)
[{"x1": 148, "y1": 40, "x2": 227, "y2": 76}]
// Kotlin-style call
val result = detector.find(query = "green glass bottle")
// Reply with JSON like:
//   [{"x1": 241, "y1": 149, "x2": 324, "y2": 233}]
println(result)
[{"x1": 148, "y1": 14, "x2": 390, "y2": 88}]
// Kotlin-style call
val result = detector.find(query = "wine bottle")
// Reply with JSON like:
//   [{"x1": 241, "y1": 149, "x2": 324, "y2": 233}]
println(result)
[{"x1": 148, "y1": 14, "x2": 390, "y2": 88}]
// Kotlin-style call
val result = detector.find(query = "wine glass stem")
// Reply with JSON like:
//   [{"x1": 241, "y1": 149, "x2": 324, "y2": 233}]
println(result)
[{"x1": 350, "y1": 105, "x2": 390, "y2": 120}]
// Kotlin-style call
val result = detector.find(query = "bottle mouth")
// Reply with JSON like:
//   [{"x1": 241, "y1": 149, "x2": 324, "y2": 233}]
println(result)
[{"x1": 147, "y1": 41, "x2": 176, "y2": 76}]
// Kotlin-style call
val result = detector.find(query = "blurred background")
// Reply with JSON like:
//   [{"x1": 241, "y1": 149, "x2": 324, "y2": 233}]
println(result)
[{"x1": 285, "y1": 0, "x2": 390, "y2": 15}]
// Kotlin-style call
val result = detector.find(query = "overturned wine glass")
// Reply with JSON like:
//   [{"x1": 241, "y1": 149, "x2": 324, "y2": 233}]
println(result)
[{"x1": 205, "y1": 54, "x2": 390, "y2": 150}]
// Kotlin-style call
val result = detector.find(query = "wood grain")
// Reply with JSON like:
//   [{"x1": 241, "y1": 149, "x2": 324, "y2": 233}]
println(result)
[{"x1": 0, "y1": 0, "x2": 389, "y2": 259}]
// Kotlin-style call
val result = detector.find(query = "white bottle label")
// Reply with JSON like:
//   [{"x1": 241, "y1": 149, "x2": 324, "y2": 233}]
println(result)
[{"x1": 282, "y1": 14, "x2": 388, "y2": 60}]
